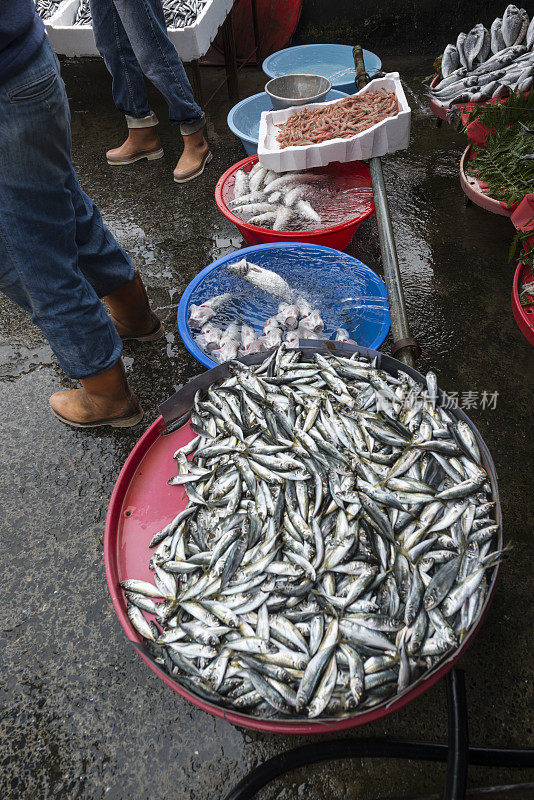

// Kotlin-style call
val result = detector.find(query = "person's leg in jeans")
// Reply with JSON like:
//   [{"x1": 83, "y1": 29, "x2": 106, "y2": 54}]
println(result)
[
  {"x1": 0, "y1": 38, "x2": 158, "y2": 427},
  {"x1": 91, "y1": 0, "x2": 211, "y2": 180},
  {"x1": 90, "y1": 0, "x2": 164, "y2": 165}
]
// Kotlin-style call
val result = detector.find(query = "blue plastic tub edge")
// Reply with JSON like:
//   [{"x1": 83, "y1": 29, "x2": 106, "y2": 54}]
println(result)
[
  {"x1": 177, "y1": 243, "x2": 391, "y2": 370},
  {"x1": 227, "y1": 89, "x2": 348, "y2": 155},
  {"x1": 262, "y1": 45, "x2": 382, "y2": 88}
]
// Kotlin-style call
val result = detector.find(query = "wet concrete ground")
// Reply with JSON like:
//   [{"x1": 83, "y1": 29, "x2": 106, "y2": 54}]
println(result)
[{"x1": 1, "y1": 53, "x2": 533, "y2": 800}]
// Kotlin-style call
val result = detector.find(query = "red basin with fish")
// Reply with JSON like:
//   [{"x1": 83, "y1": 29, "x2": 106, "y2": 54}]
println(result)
[
  {"x1": 104, "y1": 345, "x2": 502, "y2": 735},
  {"x1": 214, "y1": 154, "x2": 375, "y2": 251}
]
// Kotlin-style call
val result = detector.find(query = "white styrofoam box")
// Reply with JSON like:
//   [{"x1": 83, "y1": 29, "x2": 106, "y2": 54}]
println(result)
[
  {"x1": 47, "y1": 0, "x2": 99, "y2": 57},
  {"x1": 41, "y1": 0, "x2": 70, "y2": 35},
  {"x1": 47, "y1": 0, "x2": 233, "y2": 61},
  {"x1": 257, "y1": 73, "x2": 411, "y2": 172},
  {"x1": 167, "y1": 0, "x2": 233, "y2": 63}
]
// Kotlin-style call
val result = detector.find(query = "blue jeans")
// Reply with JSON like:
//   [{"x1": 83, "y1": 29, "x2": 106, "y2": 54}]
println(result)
[
  {"x1": 90, "y1": 0, "x2": 204, "y2": 132},
  {"x1": 0, "y1": 37, "x2": 134, "y2": 380}
]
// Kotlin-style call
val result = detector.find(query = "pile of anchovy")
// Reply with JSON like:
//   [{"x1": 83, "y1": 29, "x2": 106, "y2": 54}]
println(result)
[
  {"x1": 162, "y1": 0, "x2": 209, "y2": 28},
  {"x1": 35, "y1": 0, "x2": 62, "y2": 20},
  {"x1": 74, "y1": 0, "x2": 91, "y2": 25},
  {"x1": 120, "y1": 348, "x2": 500, "y2": 720},
  {"x1": 430, "y1": 5, "x2": 534, "y2": 106}
]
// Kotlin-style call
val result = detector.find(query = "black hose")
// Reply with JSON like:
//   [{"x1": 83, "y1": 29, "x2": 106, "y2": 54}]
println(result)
[
  {"x1": 444, "y1": 669, "x2": 469, "y2": 800},
  {"x1": 223, "y1": 739, "x2": 534, "y2": 800}
]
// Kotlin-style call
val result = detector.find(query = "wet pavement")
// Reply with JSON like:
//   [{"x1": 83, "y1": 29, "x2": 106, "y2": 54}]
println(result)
[{"x1": 1, "y1": 53, "x2": 533, "y2": 800}]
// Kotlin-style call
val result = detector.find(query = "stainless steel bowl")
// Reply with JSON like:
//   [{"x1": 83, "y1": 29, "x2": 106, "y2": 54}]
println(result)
[{"x1": 264, "y1": 74, "x2": 332, "y2": 110}]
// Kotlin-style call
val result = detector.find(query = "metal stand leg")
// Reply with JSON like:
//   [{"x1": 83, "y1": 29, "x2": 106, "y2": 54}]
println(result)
[
  {"x1": 223, "y1": 669, "x2": 534, "y2": 800},
  {"x1": 221, "y1": 10, "x2": 239, "y2": 101},
  {"x1": 190, "y1": 59, "x2": 203, "y2": 107},
  {"x1": 352, "y1": 45, "x2": 419, "y2": 368},
  {"x1": 250, "y1": 0, "x2": 262, "y2": 67}
]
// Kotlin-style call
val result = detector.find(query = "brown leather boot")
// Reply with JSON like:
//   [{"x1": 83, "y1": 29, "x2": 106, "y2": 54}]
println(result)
[
  {"x1": 104, "y1": 270, "x2": 164, "y2": 341},
  {"x1": 49, "y1": 360, "x2": 143, "y2": 428},
  {"x1": 173, "y1": 128, "x2": 212, "y2": 183},
  {"x1": 106, "y1": 127, "x2": 164, "y2": 166}
]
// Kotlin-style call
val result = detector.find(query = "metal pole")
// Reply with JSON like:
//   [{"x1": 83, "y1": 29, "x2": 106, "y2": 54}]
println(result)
[{"x1": 353, "y1": 46, "x2": 419, "y2": 368}]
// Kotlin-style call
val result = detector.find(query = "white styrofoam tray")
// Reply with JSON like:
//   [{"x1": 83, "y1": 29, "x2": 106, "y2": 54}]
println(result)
[
  {"x1": 47, "y1": 0, "x2": 232, "y2": 61},
  {"x1": 46, "y1": 0, "x2": 98, "y2": 57},
  {"x1": 257, "y1": 72, "x2": 411, "y2": 172}
]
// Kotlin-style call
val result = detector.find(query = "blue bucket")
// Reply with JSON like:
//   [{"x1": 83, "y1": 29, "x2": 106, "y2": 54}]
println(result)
[
  {"x1": 227, "y1": 89, "x2": 348, "y2": 156},
  {"x1": 177, "y1": 243, "x2": 390, "y2": 368},
  {"x1": 263, "y1": 44, "x2": 382, "y2": 95}
]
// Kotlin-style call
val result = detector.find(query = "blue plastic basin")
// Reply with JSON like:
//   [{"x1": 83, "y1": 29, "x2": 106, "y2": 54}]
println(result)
[
  {"x1": 263, "y1": 44, "x2": 382, "y2": 95},
  {"x1": 227, "y1": 89, "x2": 348, "y2": 156},
  {"x1": 177, "y1": 243, "x2": 390, "y2": 368}
]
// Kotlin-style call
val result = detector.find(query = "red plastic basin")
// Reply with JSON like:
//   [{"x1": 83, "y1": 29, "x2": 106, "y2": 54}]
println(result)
[
  {"x1": 429, "y1": 75, "x2": 448, "y2": 121},
  {"x1": 512, "y1": 261, "x2": 534, "y2": 346},
  {"x1": 459, "y1": 145, "x2": 514, "y2": 217},
  {"x1": 214, "y1": 154, "x2": 375, "y2": 251},
  {"x1": 104, "y1": 346, "x2": 502, "y2": 735}
]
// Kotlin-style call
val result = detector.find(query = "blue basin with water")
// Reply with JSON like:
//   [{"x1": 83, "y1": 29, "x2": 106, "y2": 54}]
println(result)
[
  {"x1": 177, "y1": 243, "x2": 390, "y2": 368},
  {"x1": 263, "y1": 44, "x2": 382, "y2": 95},
  {"x1": 227, "y1": 88, "x2": 348, "y2": 156}
]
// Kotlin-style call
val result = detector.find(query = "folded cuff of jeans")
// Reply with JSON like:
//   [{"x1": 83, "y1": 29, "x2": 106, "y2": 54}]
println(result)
[
  {"x1": 126, "y1": 111, "x2": 159, "y2": 129},
  {"x1": 180, "y1": 114, "x2": 205, "y2": 135}
]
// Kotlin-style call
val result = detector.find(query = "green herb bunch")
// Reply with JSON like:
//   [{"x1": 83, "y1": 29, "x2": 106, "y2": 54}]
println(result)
[
  {"x1": 470, "y1": 124, "x2": 534, "y2": 207},
  {"x1": 465, "y1": 89, "x2": 534, "y2": 128}
]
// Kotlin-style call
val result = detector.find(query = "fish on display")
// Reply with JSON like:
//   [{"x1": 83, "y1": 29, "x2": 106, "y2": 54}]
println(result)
[
  {"x1": 431, "y1": 5, "x2": 532, "y2": 106},
  {"x1": 335, "y1": 328, "x2": 357, "y2": 344},
  {"x1": 464, "y1": 24, "x2": 487, "y2": 70},
  {"x1": 228, "y1": 167, "x2": 325, "y2": 231},
  {"x1": 195, "y1": 324, "x2": 222, "y2": 352},
  {"x1": 74, "y1": 0, "x2": 92, "y2": 24},
  {"x1": 226, "y1": 259, "x2": 295, "y2": 303},
  {"x1": 491, "y1": 18, "x2": 507, "y2": 53},
  {"x1": 301, "y1": 308, "x2": 325, "y2": 333},
  {"x1": 233, "y1": 170, "x2": 249, "y2": 200},
  {"x1": 442, "y1": 44, "x2": 461, "y2": 77},
  {"x1": 188, "y1": 266, "x2": 352, "y2": 360},
  {"x1": 162, "y1": 0, "x2": 209, "y2": 29},
  {"x1": 213, "y1": 339, "x2": 239, "y2": 362},
  {"x1": 240, "y1": 324, "x2": 257, "y2": 349},
  {"x1": 120, "y1": 348, "x2": 501, "y2": 720},
  {"x1": 502, "y1": 4, "x2": 523, "y2": 45},
  {"x1": 35, "y1": 0, "x2": 61, "y2": 20},
  {"x1": 277, "y1": 303, "x2": 300, "y2": 330},
  {"x1": 188, "y1": 293, "x2": 233, "y2": 329}
]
